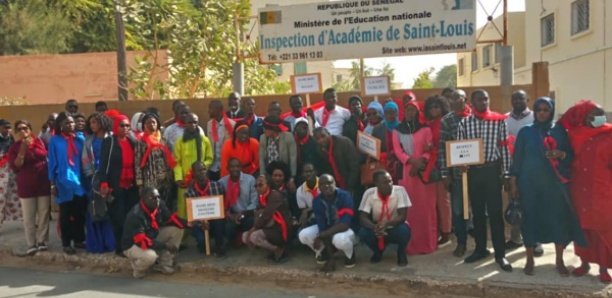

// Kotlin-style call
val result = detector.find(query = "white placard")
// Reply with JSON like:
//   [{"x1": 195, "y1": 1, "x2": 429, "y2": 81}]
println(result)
[
  {"x1": 357, "y1": 131, "x2": 381, "y2": 159},
  {"x1": 362, "y1": 76, "x2": 390, "y2": 96},
  {"x1": 186, "y1": 196, "x2": 225, "y2": 222},
  {"x1": 291, "y1": 73, "x2": 322, "y2": 94},
  {"x1": 259, "y1": 0, "x2": 476, "y2": 63},
  {"x1": 445, "y1": 139, "x2": 484, "y2": 167}
]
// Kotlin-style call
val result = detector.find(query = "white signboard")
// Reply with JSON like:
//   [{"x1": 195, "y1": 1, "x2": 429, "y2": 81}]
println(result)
[
  {"x1": 259, "y1": 0, "x2": 476, "y2": 63},
  {"x1": 357, "y1": 131, "x2": 381, "y2": 159},
  {"x1": 291, "y1": 73, "x2": 322, "y2": 94},
  {"x1": 362, "y1": 76, "x2": 390, "y2": 96},
  {"x1": 186, "y1": 196, "x2": 225, "y2": 222},
  {"x1": 445, "y1": 138, "x2": 484, "y2": 167}
]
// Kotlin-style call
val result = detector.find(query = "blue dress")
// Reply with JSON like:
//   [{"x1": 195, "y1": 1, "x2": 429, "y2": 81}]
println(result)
[
  {"x1": 511, "y1": 124, "x2": 585, "y2": 247},
  {"x1": 84, "y1": 136, "x2": 116, "y2": 253}
]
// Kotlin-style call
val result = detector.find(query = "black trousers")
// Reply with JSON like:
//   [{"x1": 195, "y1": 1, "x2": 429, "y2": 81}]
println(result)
[
  {"x1": 108, "y1": 187, "x2": 139, "y2": 253},
  {"x1": 468, "y1": 162, "x2": 506, "y2": 259},
  {"x1": 59, "y1": 195, "x2": 87, "y2": 247}
]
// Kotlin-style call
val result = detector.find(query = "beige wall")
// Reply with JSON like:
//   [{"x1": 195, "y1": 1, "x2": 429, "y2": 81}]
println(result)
[
  {"x1": 0, "y1": 85, "x2": 531, "y2": 136},
  {"x1": 457, "y1": 12, "x2": 526, "y2": 87},
  {"x1": 0, "y1": 51, "x2": 169, "y2": 105}
]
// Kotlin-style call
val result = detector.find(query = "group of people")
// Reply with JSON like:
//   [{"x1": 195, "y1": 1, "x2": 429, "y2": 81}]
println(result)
[{"x1": 0, "y1": 88, "x2": 609, "y2": 282}]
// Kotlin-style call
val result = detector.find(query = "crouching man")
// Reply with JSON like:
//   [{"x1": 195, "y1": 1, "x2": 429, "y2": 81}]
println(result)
[
  {"x1": 122, "y1": 186, "x2": 186, "y2": 278},
  {"x1": 298, "y1": 174, "x2": 357, "y2": 272}
]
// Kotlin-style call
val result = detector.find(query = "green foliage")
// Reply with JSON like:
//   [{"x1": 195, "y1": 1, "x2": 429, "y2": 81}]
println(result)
[
  {"x1": 412, "y1": 67, "x2": 435, "y2": 89},
  {"x1": 378, "y1": 61, "x2": 395, "y2": 82},
  {"x1": 433, "y1": 64, "x2": 457, "y2": 88}
]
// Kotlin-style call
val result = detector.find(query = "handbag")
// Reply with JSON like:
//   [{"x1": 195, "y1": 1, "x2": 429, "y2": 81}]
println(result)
[
  {"x1": 360, "y1": 157, "x2": 386, "y2": 186},
  {"x1": 88, "y1": 137, "x2": 114, "y2": 222},
  {"x1": 504, "y1": 199, "x2": 523, "y2": 226}
]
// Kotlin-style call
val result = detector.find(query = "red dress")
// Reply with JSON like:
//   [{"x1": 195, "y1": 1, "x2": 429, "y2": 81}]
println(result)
[{"x1": 570, "y1": 127, "x2": 612, "y2": 267}]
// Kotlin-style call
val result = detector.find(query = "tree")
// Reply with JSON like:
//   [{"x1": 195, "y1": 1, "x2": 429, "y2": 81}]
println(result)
[
  {"x1": 433, "y1": 64, "x2": 457, "y2": 88},
  {"x1": 377, "y1": 61, "x2": 395, "y2": 82},
  {"x1": 412, "y1": 68, "x2": 435, "y2": 89}
]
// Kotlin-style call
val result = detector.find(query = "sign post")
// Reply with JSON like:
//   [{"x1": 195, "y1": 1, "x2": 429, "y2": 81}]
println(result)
[
  {"x1": 445, "y1": 139, "x2": 484, "y2": 220},
  {"x1": 291, "y1": 73, "x2": 322, "y2": 107},
  {"x1": 186, "y1": 196, "x2": 225, "y2": 255},
  {"x1": 361, "y1": 75, "x2": 391, "y2": 101}
]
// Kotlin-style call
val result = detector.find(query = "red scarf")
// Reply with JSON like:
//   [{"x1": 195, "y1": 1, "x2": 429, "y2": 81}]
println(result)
[
  {"x1": 455, "y1": 105, "x2": 472, "y2": 117},
  {"x1": 282, "y1": 110, "x2": 306, "y2": 120},
  {"x1": 140, "y1": 200, "x2": 159, "y2": 231},
  {"x1": 543, "y1": 135, "x2": 569, "y2": 184},
  {"x1": 327, "y1": 137, "x2": 346, "y2": 188},
  {"x1": 244, "y1": 114, "x2": 255, "y2": 126},
  {"x1": 140, "y1": 130, "x2": 176, "y2": 169},
  {"x1": 62, "y1": 132, "x2": 77, "y2": 166},
  {"x1": 377, "y1": 191, "x2": 393, "y2": 251},
  {"x1": 472, "y1": 108, "x2": 507, "y2": 121},
  {"x1": 118, "y1": 138, "x2": 135, "y2": 189},
  {"x1": 258, "y1": 189, "x2": 288, "y2": 241},
  {"x1": 211, "y1": 116, "x2": 234, "y2": 143},
  {"x1": 194, "y1": 180, "x2": 211, "y2": 196},
  {"x1": 422, "y1": 118, "x2": 441, "y2": 183},
  {"x1": 226, "y1": 177, "x2": 240, "y2": 210},
  {"x1": 296, "y1": 134, "x2": 309, "y2": 145},
  {"x1": 305, "y1": 179, "x2": 319, "y2": 198},
  {"x1": 175, "y1": 119, "x2": 186, "y2": 128},
  {"x1": 322, "y1": 107, "x2": 334, "y2": 126}
]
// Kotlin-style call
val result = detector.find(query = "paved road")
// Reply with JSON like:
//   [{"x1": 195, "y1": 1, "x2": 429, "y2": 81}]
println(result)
[{"x1": 0, "y1": 267, "x2": 344, "y2": 298}]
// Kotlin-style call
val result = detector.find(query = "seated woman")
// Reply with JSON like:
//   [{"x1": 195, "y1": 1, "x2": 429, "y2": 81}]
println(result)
[
  {"x1": 243, "y1": 174, "x2": 293, "y2": 263},
  {"x1": 221, "y1": 121, "x2": 260, "y2": 177}
]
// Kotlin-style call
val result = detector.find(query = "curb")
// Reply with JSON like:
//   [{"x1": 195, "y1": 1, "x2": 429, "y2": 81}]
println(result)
[{"x1": 1, "y1": 248, "x2": 607, "y2": 298}]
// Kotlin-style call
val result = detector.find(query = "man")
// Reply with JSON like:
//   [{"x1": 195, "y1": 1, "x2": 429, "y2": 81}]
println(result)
[
  {"x1": 457, "y1": 89, "x2": 512, "y2": 272},
  {"x1": 298, "y1": 174, "x2": 357, "y2": 272},
  {"x1": 65, "y1": 99, "x2": 78, "y2": 116},
  {"x1": 241, "y1": 97, "x2": 264, "y2": 140},
  {"x1": 342, "y1": 95, "x2": 366, "y2": 145},
  {"x1": 206, "y1": 100, "x2": 236, "y2": 181},
  {"x1": 162, "y1": 100, "x2": 187, "y2": 128},
  {"x1": 95, "y1": 101, "x2": 109, "y2": 113},
  {"x1": 163, "y1": 104, "x2": 196, "y2": 151},
  {"x1": 184, "y1": 161, "x2": 225, "y2": 256},
  {"x1": 38, "y1": 113, "x2": 58, "y2": 147},
  {"x1": 314, "y1": 88, "x2": 351, "y2": 136},
  {"x1": 122, "y1": 187, "x2": 186, "y2": 279},
  {"x1": 226, "y1": 92, "x2": 244, "y2": 120},
  {"x1": 283, "y1": 95, "x2": 306, "y2": 131},
  {"x1": 296, "y1": 163, "x2": 319, "y2": 229},
  {"x1": 259, "y1": 115, "x2": 297, "y2": 182},
  {"x1": 504, "y1": 90, "x2": 539, "y2": 254},
  {"x1": 267, "y1": 101, "x2": 292, "y2": 131},
  {"x1": 294, "y1": 118, "x2": 329, "y2": 180},
  {"x1": 438, "y1": 89, "x2": 471, "y2": 257},
  {"x1": 173, "y1": 113, "x2": 213, "y2": 223},
  {"x1": 312, "y1": 127, "x2": 359, "y2": 198},
  {"x1": 219, "y1": 158, "x2": 258, "y2": 247},
  {"x1": 359, "y1": 170, "x2": 411, "y2": 266}
]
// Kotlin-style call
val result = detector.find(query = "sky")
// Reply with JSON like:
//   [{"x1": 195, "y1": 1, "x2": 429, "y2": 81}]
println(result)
[{"x1": 333, "y1": 0, "x2": 526, "y2": 88}]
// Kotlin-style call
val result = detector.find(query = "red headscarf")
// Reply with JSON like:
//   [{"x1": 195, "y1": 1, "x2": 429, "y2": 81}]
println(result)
[{"x1": 558, "y1": 100, "x2": 612, "y2": 155}]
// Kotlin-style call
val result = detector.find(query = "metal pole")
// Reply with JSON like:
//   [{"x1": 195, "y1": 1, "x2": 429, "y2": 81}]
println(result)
[
  {"x1": 503, "y1": 0, "x2": 508, "y2": 45},
  {"x1": 114, "y1": 0, "x2": 128, "y2": 101},
  {"x1": 232, "y1": 13, "x2": 245, "y2": 95}
]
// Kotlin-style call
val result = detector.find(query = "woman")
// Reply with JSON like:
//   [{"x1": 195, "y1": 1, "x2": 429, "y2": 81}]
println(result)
[
  {"x1": 73, "y1": 113, "x2": 87, "y2": 135},
  {"x1": 392, "y1": 100, "x2": 437, "y2": 254},
  {"x1": 510, "y1": 97, "x2": 585, "y2": 276},
  {"x1": 266, "y1": 160, "x2": 299, "y2": 220},
  {"x1": 424, "y1": 95, "x2": 452, "y2": 245},
  {"x1": 221, "y1": 121, "x2": 260, "y2": 177},
  {"x1": 243, "y1": 174, "x2": 292, "y2": 263},
  {"x1": 372, "y1": 101, "x2": 402, "y2": 184},
  {"x1": 135, "y1": 112, "x2": 176, "y2": 208},
  {"x1": 8, "y1": 120, "x2": 50, "y2": 255},
  {"x1": 558, "y1": 100, "x2": 612, "y2": 283},
  {"x1": 81, "y1": 112, "x2": 116, "y2": 253},
  {"x1": 99, "y1": 113, "x2": 139, "y2": 256},
  {"x1": 364, "y1": 101, "x2": 384, "y2": 135},
  {"x1": 47, "y1": 112, "x2": 87, "y2": 255},
  {"x1": 0, "y1": 119, "x2": 20, "y2": 227}
]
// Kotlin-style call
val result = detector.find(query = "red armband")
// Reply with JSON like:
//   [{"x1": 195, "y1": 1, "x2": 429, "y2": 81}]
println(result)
[{"x1": 133, "y1": 233, "x2": 153, "y2": 250}]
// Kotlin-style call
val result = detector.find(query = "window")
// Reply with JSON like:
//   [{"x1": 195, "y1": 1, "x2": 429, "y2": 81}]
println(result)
[
  {"x1": 571, "y1": 0, "x2": 589, "y2": 35},
  {"x1": 495, "y1": 43, "x2": 503, "y2": 64},
  {"x1": 458, "y1": 58, "x2": 465, "y2": 76},
  {"x1": 541, "y1": 13, "x2": 555, "y2": 47},
  {"x1": 293, "y1": 62, "x2": 307, "y2": 75},
  {"x1": 482, "y1": 45, "x2": 492, "y2": 67},
  {"x1": 270, "y1": 64, "x2": 282, "y2": 76},
  {"x1": 471, "y1": 51, "x2": 478, "y2": 72},
  {"x1": 335, "y1": 74, "x2": 343, "y2": 82}
]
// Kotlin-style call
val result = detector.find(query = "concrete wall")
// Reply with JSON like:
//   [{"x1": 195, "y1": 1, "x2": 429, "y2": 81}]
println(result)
[
  {"x1": 0, "y1": 85, "x2": 531, "y2": 137},
  {"x1": 0, "y1": 51, "x2": 169, "y2": 105}
]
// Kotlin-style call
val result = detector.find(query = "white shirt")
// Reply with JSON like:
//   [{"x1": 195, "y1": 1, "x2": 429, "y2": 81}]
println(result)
[
  {"x1": 314, "y1": 106, "x2": 351, "y2": 136},
  {"x1": 296, "y1": 178, "x2": 319, "y2": 209},
  {"x1": 359, "y1": 186, "x2": 411, "y2": 224},
  {"x1": 505, "y1": 110, "x2": 534, "y2": 137}
]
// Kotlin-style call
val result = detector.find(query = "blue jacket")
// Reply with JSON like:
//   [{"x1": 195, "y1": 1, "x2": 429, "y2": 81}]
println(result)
[
  {"x1": 48, "y1": 134, "x2": 85, "y2": 204},
  {"x1": 312, "y1": 188, "x2": 354, "y2": 232}
]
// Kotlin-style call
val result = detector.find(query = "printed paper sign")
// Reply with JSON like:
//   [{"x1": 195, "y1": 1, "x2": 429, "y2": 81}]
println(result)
[
  {"x1": 357, "y1": 131, "x2": 381, "y2": 159},
  {"x1": 259, "y1": 0, "x2": 476, "y2": 63},
  {"x1": 186, "y1": 196, "x2": 225, "y2": 222},
  {"x1": 362, "y1": 76, "x2": 390, "y2": 96},
  {"x1": 291, "y1": 73, "x2": 322, "y2": 94},
  {"x1": 445, "y1": 138, "x2": 484, "y2": 167}
]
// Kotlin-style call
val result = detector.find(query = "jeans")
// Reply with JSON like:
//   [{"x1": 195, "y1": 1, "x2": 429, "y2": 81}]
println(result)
[{"x1": 358, "y1": 223, "x2": 411, "y2": 255}]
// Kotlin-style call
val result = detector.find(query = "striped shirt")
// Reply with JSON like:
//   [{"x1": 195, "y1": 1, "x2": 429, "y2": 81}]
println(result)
[
  {"x1": 438, "y1": 112, "x2": 467, "y2": 179},
  {"x1": 456, "y1": 115, "x2": 511, "y2": 175}
]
